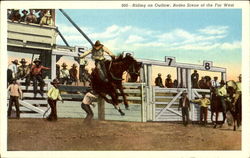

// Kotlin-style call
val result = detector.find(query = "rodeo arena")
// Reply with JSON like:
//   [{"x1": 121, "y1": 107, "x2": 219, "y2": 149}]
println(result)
[{"x1": 6, "y1": 9, "x2": 241, "y2": 151}]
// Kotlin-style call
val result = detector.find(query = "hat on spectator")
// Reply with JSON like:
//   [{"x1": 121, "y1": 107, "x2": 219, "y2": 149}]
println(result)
[
  {"x1": 22, "y1": 10, "x2": 28, "y2": 14},
  {"x1": 50, "y1": 78, "x2": 60, "y2": 85},
  {"x1": 158, "y1": 73, "x2": 161, "y2": 76},
  {"x1": 61, "y1": 62, "x2": 68, "y2": 67},
  {"x1": 20, "y1": 58, "x2": 27, "y2": 63},
  {"x1": 33, "y1": 58, "x2": 41, "y2": 63},
  {"x1": 12, "y1": 59, "x2": 19, "y2": 65},
  {"x1": 167, "y1": 74, "x2": 171, "y2": 77},
  {"x1": 72, "y1": 63, "x2": 77, "y2": 68}
]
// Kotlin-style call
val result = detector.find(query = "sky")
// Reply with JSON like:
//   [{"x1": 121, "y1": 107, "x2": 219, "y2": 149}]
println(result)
[{"x1": 55, "y1": 9, "x2": 242, "y2": 80}]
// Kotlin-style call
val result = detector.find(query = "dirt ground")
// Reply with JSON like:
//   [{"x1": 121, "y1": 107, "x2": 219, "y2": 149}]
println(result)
[{"x1": 7, "y1": 118, "x2": 241, "y2": 151}]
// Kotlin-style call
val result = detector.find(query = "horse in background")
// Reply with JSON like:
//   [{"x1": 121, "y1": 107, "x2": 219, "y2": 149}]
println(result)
[{"x1": 90, "y1": 53, "x2": 142, "y2": 116}]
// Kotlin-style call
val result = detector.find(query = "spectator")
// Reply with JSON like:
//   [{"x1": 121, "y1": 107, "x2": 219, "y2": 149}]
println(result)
[
  {"x1": 69, "y1": 63, "x2": 78, "y2": 86},
  {"x1": 30, "y1": 58, "x2": 50, "y2": 97},
  {"x1": 7, "y1": 79, "x2": 23, "y2": 119},
  {"x1": 191, "y1": 70, "x2": 199, "y2": 88},
  {"x1": 20, "y1": 9, "x2": 28, "y2": 22},
  {"x1": 81, "y1": 89, "x2": 97, "y2": 125},
  {"x1": 198, "y1": 77, "x2": 206, "y2": 89},
  {"x1": 204, "y1": 76, "x2": 212, "y2": 89},
  {"x1": 40, "y1": 10, "x2": 54, "y2": 26},
  {"x1": 60, "y1": 62, "x2": 70, "y2": 85},
  {"x1": 79, "y1": 58, "x2": 88, "y2": 83},
  {"x1": 9, "y1": 9, "x2": 21, "y2": 22},
  {"x1": 191, "y1": 93, "x2": 210, "y2": 126},
  {"x1": 82, "y1": 68, "x2": 90, "y2": 86},
  {"x1": 165, "y1": 74, "x2": 173, "y2": 88},
  {"x1": 173, "y1": 79, "x2": 178, "y2": 88},
  {"x1": 216, "y1": 80, "x2": 227, "y2": 113},
  {"x1": 7, "y1": 59, "x2": 19, "y2": 85},
  {"x1": 47, "y1": 79, "x2": 63, "y2": 121},
  {"x1": 178, "y1": 91, "x2": 190, "y2": 126},
  {"x1": 17, "y1": 58, "x2": 30, "y2": 90},
  {"x1": 37, "y1": 10, "x2": 45, "y2": 24},
  {"x1": 155, "y1": 73, "x2": 164, "y2": 87},
  {"x1": 211, "y1": 76, "x2": 220, "y2": 89},
  {"x1": 25, "y1": 9, "x2": 37, "y2": 24}
]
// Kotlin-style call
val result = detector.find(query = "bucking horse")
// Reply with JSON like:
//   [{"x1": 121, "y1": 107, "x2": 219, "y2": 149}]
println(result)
[{"x1": 90, "y1": 53, "x2": 142, "y2": 116}]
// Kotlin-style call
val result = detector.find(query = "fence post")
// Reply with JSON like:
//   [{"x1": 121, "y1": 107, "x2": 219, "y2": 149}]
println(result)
[
  {"x1": 152, "y1": 87, "x2": 156, "y2": 121},
  {"x1": 98, "y1": 97, "x2": 105, "y2": 120},
  {"x1": 141, "y1": 83, "x2": 146, "y2": 122}
]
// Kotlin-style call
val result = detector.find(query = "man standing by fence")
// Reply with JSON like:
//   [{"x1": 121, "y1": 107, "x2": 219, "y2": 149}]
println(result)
[
  {"x1": 178, "y1": 91, "x2": 190, "y2": 126},
  {"x1": 191, "y1": 94, "x2": 210, "y2": 126},
  {"x1": 7, "y1": 79, "x2": 23, "y2": 119}
]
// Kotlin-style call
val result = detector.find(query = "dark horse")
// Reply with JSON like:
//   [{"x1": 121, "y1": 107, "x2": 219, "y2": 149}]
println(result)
[
  {"x1": 210, "y1": 88, "x2": 227, "y2": 128},
  {"x1": 226, "y1": 80, "x2": 242, "y2": 131},
  {"x1": 90, "y1": 53, "x2": 142, "y2": 115}
]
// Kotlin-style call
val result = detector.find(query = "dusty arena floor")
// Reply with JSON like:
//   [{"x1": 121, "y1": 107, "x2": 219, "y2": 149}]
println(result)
[{"x1": 8, "y1": 118, "x2": 241, "y2": 151}]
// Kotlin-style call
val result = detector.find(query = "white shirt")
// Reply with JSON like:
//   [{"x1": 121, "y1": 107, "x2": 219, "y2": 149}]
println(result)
[
  {"x1": 82, "y1": 92, "x2": 97, "y2": 106},
  {"x1": 8, "y1": 63, "x2": 18, "y2": 78},
  {"x1": 211, "y1": 80, "x2": 220, "y2": 88}
]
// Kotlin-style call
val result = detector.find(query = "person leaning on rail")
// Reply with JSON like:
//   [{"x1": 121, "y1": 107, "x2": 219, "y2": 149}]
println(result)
[{"x1": 178, "y1": 91, "x2": 190, "y2": 126}]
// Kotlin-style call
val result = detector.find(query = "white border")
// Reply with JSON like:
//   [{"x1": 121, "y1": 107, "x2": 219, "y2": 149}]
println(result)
[{"x1": 1, "y1": 1, "x2": 249, "y2": 158}]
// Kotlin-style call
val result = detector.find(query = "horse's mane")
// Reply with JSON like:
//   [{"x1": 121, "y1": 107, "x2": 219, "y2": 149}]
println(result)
[{"x1": 112, "y1": 53, "x2": 136, "y2": 63}]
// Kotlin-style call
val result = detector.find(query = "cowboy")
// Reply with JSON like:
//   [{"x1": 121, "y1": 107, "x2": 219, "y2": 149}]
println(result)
[
  {"x1": 20, "y1": 9, "x2": 28, "y2": 22},
  {"x1": 17, "y1": 58, "x2": 31, "y2": 90},
  {"x1": 191, "y1": 93, "x2": 210, "y2": 125},
  {"x1": 7, "y1": 79, "x2": 23, "y2": 119},
  {"x1": 216, "y1": 80, "x2": 227, "y2": 113},
  {"x1": 191, "y1": 70, "x2": 199, "y2": 88},
  {"x1": 60, "y1": 62, "x2": 70, "y2": 85},
  {"x1": 165, "y1": 74, "x2": 173, "y2": 88},
  {"x1": 69, "y1": 63, "x2": 78, "y2": 85},
  {"x1": 47, "y1": 79, "x2": 63, "y2": 121},
  {"x1": 178, "y1": 91, "x2": 190, "y2": 126},
  {"x1": 7, "y1": 59, "x2": 19, "y2": 85},
  {"x1": 39, "y1": 10, "x2": 54, "y2": 26},
  {"x1": 233, "y1": 74, "x2": 241, "y2": 106},
  {"x1": 155, "y1": 73, "x2": 164, "y2": 87},
  {"x1": 81, "y1": 89, "x2": 97, "y2": 124},
  {"x1": 30, "y1": 58, "x2": 50, "y2": 97},
  {"x1": 25, "y1": 9, "x2": 37, "y2": 24},
  {"x1": 79, "y1": 58, "x2": 88, "y2": 83},
  {"x1": 79, "y1": 40, "x2": 115, "y2": 82}
]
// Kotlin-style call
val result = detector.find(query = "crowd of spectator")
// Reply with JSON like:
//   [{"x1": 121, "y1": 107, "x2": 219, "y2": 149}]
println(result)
[{"x1": 8, "y1": 9, "x2": 54, "y2": 26}]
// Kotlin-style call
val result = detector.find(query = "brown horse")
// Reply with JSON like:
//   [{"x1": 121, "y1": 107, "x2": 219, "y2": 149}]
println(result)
[
  {"x1": 226, "y1": 81, "x2": 242, "y2": 131},
  {"x1": 90, "y1": 53, "x2": 142, "y2": 115}
]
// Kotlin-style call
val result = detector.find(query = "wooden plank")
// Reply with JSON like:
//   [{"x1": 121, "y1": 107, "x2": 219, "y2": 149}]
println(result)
[
  {"x1": 141, "y1": 83, "x2": 146, "y2": 122},
  {"x1": 58, "y1": 85, "x2": 90, "y2": 93},
  {"x1": 20, "y1": 86, "x2": 48, "y2": 91},
  {"x1": 19, "y1": 100, "x2": 45, "y2": 114},
  {"x1": 23, "y1": 93, "x2": 48, "y2": 98},
  {"x1": 21, "y1": 113, "x2": 44, "y2": 118},
  {"x1": 21, "y1": 100, "x2": 48, "y2": 104},
  {"x1": 98, "y1": 97, "x2": 105, "y2": 120}
]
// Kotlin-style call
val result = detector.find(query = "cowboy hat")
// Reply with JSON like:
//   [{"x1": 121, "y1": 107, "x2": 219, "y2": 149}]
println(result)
[
  {"x1": 33, "y1": 58, "x2": 41, "y2": 63},
  {"x1": 238, "y1": 74, "x2": 242, "y2": 78},
  {"x1": 167, "y1": 74, "x2": 171, "y2": 77},
  {"x1": 93, "y1": 40, "x2": 103, "y2": 50},
  {"x1": 158, "y1": 73, "x2": 161, "y2": 76},
  {"x1": 12, "y1": 59, "x2": 19, "y2": 65},
  {"x1": 72, "y1": 63, "x2": 77, "y2": 67},
  {"x1": 20, "y1": 58, "x2": 27, "y2": 63},
  {"x1": 50, "y1": 78, "x2": 60, "y2": 85},
  {"x1": 61, "y1": 62, "x2": 67, "y2": 67},
  {"x1": 44, "y1": 11, "x2": 51, "y2": 17},
  {"x1": 22, "y1": 9, "x2": 28, "y2": 14}
]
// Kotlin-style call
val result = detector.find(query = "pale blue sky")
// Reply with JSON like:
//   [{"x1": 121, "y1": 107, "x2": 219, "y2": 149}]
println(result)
[{"x1": 56, "y1": 9, "x2": 241, "y2": 67}]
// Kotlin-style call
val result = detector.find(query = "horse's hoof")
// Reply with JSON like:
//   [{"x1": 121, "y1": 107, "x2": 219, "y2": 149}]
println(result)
[
  {"x1": 120, "y1": 112, "x2": 125, "y2": 116},
  {"x1": 213, "y1": 125, "x2": 216, "y2": 128}
]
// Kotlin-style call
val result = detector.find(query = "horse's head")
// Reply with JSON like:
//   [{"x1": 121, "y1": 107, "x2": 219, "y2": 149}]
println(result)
[{"x1": 123, "y1": 54, "x2": 142, "y2": 82}]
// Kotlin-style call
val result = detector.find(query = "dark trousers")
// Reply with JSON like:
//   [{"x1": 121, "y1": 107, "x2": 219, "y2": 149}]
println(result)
[
  {"x1": 47, "y1": 99, "x2": 57, "y2": 121},
  {"x1": 200, "y1": 107, "x2": 208, "y2": 124},
  {"x1": 8, "y1": 96, "x2": 20, "y2": 118},
  {"x1": 81, "y1": 103, "x2": 93, "y2": 122},
  {"x1": 181, "y1": 107, "x2": 189, "y2": 125},
  {"x1": 31, "y1": 75, "x2": 45, "y2": 95}
]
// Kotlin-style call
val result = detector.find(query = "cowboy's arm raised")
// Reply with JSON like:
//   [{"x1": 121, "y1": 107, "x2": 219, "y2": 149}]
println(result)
[
  {"x1": 103, "y1": 46, "x2": 115, "y2": 58},
  {"x1": 79, "y1": 49, "x2": 92, "y2": 58}
]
